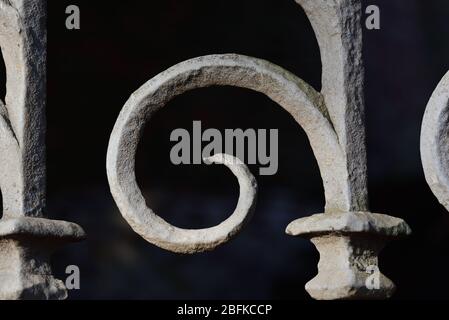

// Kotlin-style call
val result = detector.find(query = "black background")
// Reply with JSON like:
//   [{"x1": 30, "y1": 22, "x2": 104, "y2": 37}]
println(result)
[{"x1": 3, "y1": 0, "x2": 449, "y2": 299}]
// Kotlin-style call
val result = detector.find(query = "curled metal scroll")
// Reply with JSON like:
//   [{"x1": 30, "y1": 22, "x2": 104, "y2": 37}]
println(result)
[
  {"x1": 421, "y1": 71, "x2": 449, "y2": 211},
  {"x1": 107, "y1": 54, "x2": 346, "y2": 253},
  {"x1": 106, "y1": 0, "x2": 410, "y2": 300}
]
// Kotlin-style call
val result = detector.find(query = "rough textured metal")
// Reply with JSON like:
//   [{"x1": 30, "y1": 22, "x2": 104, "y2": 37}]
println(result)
[
  {"x1": 107, "y1": 53, "x2": 355, "y2": 215},
  {"x1": 287, "y1": 212, "x2": 411, "y2": 300},
  {"x1": 0, "y1": 0, "x2": 86, "y2": 300},
  {"x1": 284, "y1": 0, "x2": 411, "y2": 300},
  {"x1": 108, "y1": 142, "x2": 257, "y2": 253},
  {"x1": 107, "y1": 0, "x2": 411, "y2": 300},
  {"x1": 106, "y1": 53, "x2": 355, "y2": 252},
  {"x1": 296, "y1": 0, "x2": 368, "y2": 212},
  {"x1": 107, "y1": 54, "x2": 338, "y2": 253},
  {"x1": 421, "y1": 71, "x2": 449, "y2": 212}
]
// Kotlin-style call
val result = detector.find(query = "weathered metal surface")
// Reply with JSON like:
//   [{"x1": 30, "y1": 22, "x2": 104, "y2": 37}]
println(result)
[
  {"x1": 107, "y1": 0, "x2": 411, "y2": 300},
  {"x1": 421, "y1": 71, "x2": 449, "y2": 212},
  {"x1": 0, "y1": 0, "x2": 86, "y2": 300}
]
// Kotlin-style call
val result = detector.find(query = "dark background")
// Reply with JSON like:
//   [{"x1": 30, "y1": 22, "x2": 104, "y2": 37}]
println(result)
[{"x1": 8, "y1": 0, "x2": 447, "y2": 299}]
